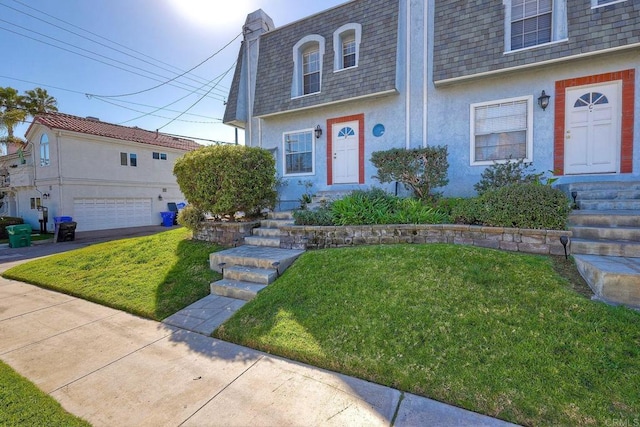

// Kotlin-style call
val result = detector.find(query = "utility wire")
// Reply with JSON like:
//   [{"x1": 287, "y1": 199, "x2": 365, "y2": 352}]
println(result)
[
  {"x1": 0, "y1": 1, "x2": 228, "y2": 96},
  {"x1": 157, "y1": 64, "x2": 235, "y2": 131},
  {"x1": 87, "y1": 32, "x2": 241, "y2": 99},
  {"x1": 119, "y1": 62, "x2": 235, "y2": 126},
  {"x1": 85, "y1": 98, "x2": 221, "y2": 124},
  {"x1": 8, "y1": 0, "x2": 228, "y2": 92},
  {"x1": 0, "y1": 75, "x2": 217, "y2": 120},
  {"x1": 0, "y1": 19, "x2": 228, "y2": 101}
]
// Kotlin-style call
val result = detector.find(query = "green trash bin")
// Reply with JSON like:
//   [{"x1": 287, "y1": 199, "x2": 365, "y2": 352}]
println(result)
[{"x1": 6, "y1": 224, "x2": 32, "y2": 248}]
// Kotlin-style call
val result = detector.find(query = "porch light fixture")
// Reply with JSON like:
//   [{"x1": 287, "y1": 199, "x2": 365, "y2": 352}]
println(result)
[
  {"x1": 559, "y1": 235, "x2": 569, "y2": 260},
  {"x1": 314, "y1": 125, "x2": 322, "y2": 139},
  {"x1": 158, "y1": 194, "x2": 163, "y2": 201},
  {"x1": 538, "y1": 90, "x2": 551, "y2": 111}
]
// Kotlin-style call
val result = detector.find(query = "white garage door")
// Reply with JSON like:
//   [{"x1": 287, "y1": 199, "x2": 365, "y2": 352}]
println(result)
[{"x1": 73, "y1": 198, "x2": 153, "y2": 231}]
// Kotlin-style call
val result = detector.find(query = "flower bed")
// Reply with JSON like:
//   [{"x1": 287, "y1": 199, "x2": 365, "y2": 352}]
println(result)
[{"x1": 279, "y1": 223, "x2": 571, "y2": 256}]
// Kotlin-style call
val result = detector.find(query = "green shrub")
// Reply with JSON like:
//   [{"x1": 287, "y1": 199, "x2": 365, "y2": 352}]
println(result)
[
  {"x1": 474, "y1": 158, "x2": 542, "y2": 195},
  {"x1": 371, "y1": 146, "x2": 449, "y2": 202},
  {"x1": 173, "y1": 145, "x2": 276, "y2": 219},
  {"x1": 293, "y1": 207, "x2": 334, "y2": 226},
  {"x1": 176, "y1": 205, "x2": 204, "y2": 232},
  {"x1": 479, "y1": 183, "x2": 571, "y2": 229},
  {"x1": 295, "y1": 189, "x2": 449, "y2": 226},
  {"x1": 331, "y1": 189, "x2": 399, "y2": 225},
  {"x1": 450, "y1": 198, "x2": 485, "y2": 225},
  {"x1": 389, "y1": 198, "x2": 449, "y2": 224},
  {"x1": 0, "y1": 216, "x2": 24, "y2": 239}
]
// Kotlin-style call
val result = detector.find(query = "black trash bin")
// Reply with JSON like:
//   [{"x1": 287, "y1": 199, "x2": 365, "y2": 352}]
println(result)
[
  {"x1": 167, "y1": 202, "x2": 179, "y2": 225},
  {"x1": 57, "y1": 221, "x2": 77, "y2": 242}
]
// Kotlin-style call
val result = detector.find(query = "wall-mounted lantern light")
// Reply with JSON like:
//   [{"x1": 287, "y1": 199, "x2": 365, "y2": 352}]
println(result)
[
  {"x1": 158, "y1": 194, "x2": 163, "y2": 201},
  {"x1": 314, "y1": 125, "x2": 323, "y2": 139},
  {"x1": 538, "y1": 90, "x2": 551, "y2": 111}
]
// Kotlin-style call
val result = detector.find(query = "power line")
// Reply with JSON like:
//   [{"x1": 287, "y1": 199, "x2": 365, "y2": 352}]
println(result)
[
  {"x1": 0, "y1": 75, "x2": 219, "y2": 120},
  {"x1": 0, "y1": 1, "x2": 225, "y2": 96},
  {"x1": 0, "y1": 19, "x2": 228, "y2": 101},
  {"x1": 7, "y1": 0, "x2": 229, "y2": 92},
  {"x1": 119, "y1": 63, "x2": 235, "y2": 126},
  {"x1": 87, "y1": 98, "x2": 221, "y2": 124},
  {"x1": 157, "y1": 63, "x2": 235, "y2": 131},
  {"x1": 85, "y1": 32, "x2": 241, "y2": 99}
]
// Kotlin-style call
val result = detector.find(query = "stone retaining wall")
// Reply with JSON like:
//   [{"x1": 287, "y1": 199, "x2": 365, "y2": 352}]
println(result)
[
  {"x1": 194, "y1": 220, "x2": 260, "y2": 246},
  {"x1": 279, "y1": 224, "x2": 572, "y2": 256}
]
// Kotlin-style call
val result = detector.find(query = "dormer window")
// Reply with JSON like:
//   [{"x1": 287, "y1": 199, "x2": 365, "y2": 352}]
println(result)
[
  {"x1": 292, "y1": 35, "x2": 325, "y2": 98},
  {"x1": 333, "y1": 23, "x2": 362, "y2": 71}
]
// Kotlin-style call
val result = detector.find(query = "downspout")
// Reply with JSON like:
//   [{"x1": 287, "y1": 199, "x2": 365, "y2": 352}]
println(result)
[
  {"x1": 423, "y1": 0, "x2": 429, "y2": 148},
  {"x1": 56, "y1": 131, "x2": 63, "y2": 214},
  {"x1": 405, "y1": 0, "x2": 411, "y2": 150},
  {"x1": 246, "y1": 36, "x2": 253, "y2": 147}
]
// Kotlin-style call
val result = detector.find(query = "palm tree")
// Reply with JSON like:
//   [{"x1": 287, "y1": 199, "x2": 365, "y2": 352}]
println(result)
[
  {"x1": 22, "y1": 87, "x2": 58, "y2": 115},
  {"x1": 0, "y1": 87, "x2": 27, "y2": 144}
]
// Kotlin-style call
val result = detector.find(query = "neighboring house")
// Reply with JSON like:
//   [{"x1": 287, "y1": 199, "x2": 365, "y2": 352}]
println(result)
[
  {"x1": 224, "y1": 0, "x2": 639, "y2": 203},
  {"x1": 0, "y1": 112, "x2": 201, "y2": 232}
]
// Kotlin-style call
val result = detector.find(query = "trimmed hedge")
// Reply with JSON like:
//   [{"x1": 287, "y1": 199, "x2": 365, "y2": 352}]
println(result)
[
  {"x1": 173, "y1": 145, "x2": 276, "y2": 219},
  {"x1": 452, "y1": 183, "x2": 571, "y2": 230}
]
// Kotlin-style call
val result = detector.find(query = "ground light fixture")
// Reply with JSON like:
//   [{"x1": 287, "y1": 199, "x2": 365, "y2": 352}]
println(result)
[
  {"x1": 314, "y1": 125, "x2": 323, "y2": 139},
  {"x1": 560, "y1": 235, "x2": 569, "y2": 259},
  {"x1": 571, "y1": 191, "x2": 578, "y2": 209},
  {"x1": 538, "y1": 90, "x2": 551, "y2": 111}
]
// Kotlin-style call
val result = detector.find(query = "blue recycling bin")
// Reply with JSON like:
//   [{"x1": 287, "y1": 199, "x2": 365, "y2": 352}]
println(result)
[
  {"x1": 160, "y1": 211, "x2": 175, "y2": 227},
  {"x1": 54, "y1": 216, "x2": 73, "y2": 239}
]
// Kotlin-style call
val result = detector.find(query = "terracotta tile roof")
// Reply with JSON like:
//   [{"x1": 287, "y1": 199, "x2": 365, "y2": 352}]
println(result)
[{"x1": 29, "y1": 112, "x2": 202, "y2": 151}]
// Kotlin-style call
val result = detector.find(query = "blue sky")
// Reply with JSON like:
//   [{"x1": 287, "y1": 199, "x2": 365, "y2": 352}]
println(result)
[{"x1": 1, "y1": 0, "x2": 345, "y2": 145}]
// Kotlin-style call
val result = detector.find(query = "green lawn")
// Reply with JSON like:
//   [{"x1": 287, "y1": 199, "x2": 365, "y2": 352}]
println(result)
[
  {"x1": 0, "y1": 361, "x2": 90, "y2": 426},
  {"x1": 2, "y1": 228, "x2": 221, "y2": 320},
  {"x1": 215, "y1": 244, "x2": 640, "y2": 426}
]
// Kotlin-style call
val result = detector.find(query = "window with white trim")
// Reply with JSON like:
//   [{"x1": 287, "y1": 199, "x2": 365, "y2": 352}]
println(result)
[
  {"x1": 292, "y1": 35, "x2": 325, "y2": 97},
  {"x1": 333, "y1": 23, "x2": 362, "y2": 71},
  {"x1": 39, "y1": 134, "x2": 50, "y2": 166},
  {"x1": 504, "y1": 0, "x2": 567, "y2": 52},
  {"x1": 470, "y1": 96, "x2": 533, "y2": 165},
  {"x1": 591, "y1": 0, "x2": 626, "y2": 7},
  {"x1": 283, "y1": 129, "x2": 314, "y2": 176},
  {"x1": 152, "y1": 152, "x2": 167, "y2": 160}
]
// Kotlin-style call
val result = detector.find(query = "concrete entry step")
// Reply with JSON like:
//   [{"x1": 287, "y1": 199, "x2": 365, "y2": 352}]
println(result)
[
  {"x1": 570, "y1": 226, "x2": 640, "y2": 242},
  {"x1": 574, "y1": 255, "x2": 640, "y2": 309},
  {"x1": 267, "y1": 211, "x2": 294, "y2": 220},
  {"x1": 210, "y1": 246, "x2": 304, "y2": 273},
  {"x1": 568, "y1": 210, "x2": 640, "y2": 228},
  {"x1": 253, "y1": 227, "x2": 281, "y2": 237},
  {"x1": 210, "y1": 279, "x2": 267, "y2": 301},
  {"x1": 571, "y1": 238, "x2": 640, "y2": 258},
  {"x1": 261, "y1": 219, "x2": 295, "y2": 228},
  {"x1": 223, "y1": 265, "x2": 278, "y2": 285},
  {"x1": 578, "y1": 200, "x2": 640, "y2": 210},
  {"x1": 244, "y1": 236, "x2": 281, "y2": 248}
]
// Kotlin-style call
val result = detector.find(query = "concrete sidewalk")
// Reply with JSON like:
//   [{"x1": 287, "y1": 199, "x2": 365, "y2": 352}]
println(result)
[
  {"x1": 0, "y1": 278, "x2": 515, "y2": 426},
  {"x1": 0, "y1": 228, "x2": 516, "y2": 426}
]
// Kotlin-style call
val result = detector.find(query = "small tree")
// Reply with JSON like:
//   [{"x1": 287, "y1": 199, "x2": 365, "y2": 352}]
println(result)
[
  {"x1": 371, "y1": 146, "x2": 449, "y2": 202},
  {"x1": 173, "y1": 145, "x2": 276, "y2": 219}
]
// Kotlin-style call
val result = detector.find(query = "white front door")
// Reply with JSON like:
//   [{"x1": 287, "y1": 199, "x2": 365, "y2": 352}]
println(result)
[
  {"x1": 332, "y1": 121, "x2": 359, "y2": 184},
  {"x1": 565, "y1": 82, "x2": 620, "y2": 174}
]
